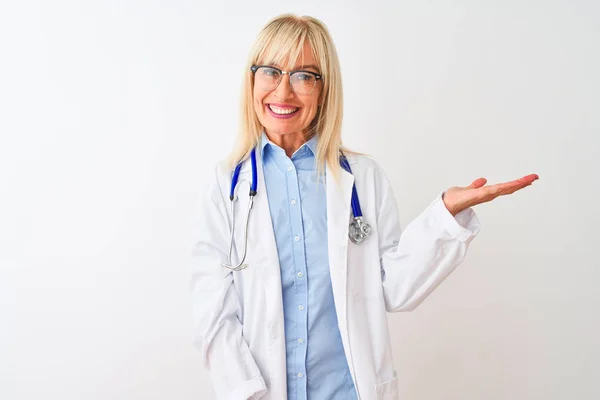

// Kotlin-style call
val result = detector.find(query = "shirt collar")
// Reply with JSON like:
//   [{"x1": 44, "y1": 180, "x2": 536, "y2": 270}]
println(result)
[
  {"x1": 304, "y1": 134, "x2": 318, "y2": 156},
  {"x1": 260, "y1": 131, "x2": 271, "y2": 159},
  {"x1": 260, "y1": 132, "x2": 318, "y2": 160}
]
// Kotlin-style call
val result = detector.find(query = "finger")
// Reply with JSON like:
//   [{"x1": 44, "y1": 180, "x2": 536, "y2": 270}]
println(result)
[
  {"x1": 503, "y1": 174, "x2": 539, "y2": 191},
  {"x1": 516, "y1": 174, "x2": 540, "y2": 185},
  {"x1": 483, "y1": 179, "x2": 534, "y2": 197},
  {"x1": 467, "y1": 177, "x2": 487, "y2": 189}
]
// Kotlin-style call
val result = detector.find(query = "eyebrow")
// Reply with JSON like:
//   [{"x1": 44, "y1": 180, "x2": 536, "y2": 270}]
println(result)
[{"x1": 269, "y1": 63, "x2": 320, "y2": 72}]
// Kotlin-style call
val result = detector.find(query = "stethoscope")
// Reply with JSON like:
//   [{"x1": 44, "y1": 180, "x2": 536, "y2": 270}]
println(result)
[{"x1": 222, "y1": 147, "x2": 371, "y2": 271}]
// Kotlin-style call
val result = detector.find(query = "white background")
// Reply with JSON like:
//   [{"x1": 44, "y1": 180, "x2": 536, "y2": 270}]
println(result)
[{"x1": 1, "y1": 1, "x2": 599, "y2": 399}]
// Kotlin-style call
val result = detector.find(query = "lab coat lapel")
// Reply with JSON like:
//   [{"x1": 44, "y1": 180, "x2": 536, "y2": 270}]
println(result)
[
  {"x1": 234, "y1": 149, "x2": 287, "y2": 393},
  {"x1": 241, "y1": 149, "x2": 286, "y2": 336},
  {"x1": 249, "y1": 151, "x2": 280, "y2": 282},
  {"x1": 326, "y1": 157, "x2": 359, "y2": 391},
  {"x1": 326, "y1": 159, "x2": 354, "y2": 316}
]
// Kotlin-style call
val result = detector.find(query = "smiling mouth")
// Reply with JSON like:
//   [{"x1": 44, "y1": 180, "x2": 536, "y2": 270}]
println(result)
[{"x1": 268, "y1": 104, "x2": 299, "y2": 115}]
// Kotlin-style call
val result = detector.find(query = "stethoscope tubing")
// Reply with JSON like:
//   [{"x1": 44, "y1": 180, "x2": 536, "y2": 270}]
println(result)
[
  {"x1": 223, "y1": 147, "x2": 371, "y2": 270},
  {"x1": 339, "y1": 154, "x2": 363, "y2": 218}
]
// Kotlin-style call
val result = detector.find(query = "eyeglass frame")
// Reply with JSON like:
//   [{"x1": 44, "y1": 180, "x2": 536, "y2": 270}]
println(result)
[{"x1": 250, "y1": 65, "x2": 323, "y2": 95}]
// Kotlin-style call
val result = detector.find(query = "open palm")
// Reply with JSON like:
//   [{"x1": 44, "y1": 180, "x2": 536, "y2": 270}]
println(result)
[{"x1": 443, "y1": 174, "x2": 540, "y2": 216}]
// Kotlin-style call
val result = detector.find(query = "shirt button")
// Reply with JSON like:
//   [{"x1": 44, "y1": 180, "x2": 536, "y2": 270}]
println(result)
[
  {"x1": 290, "y1": 199, "x2": 296, "y2": 205},
  {"x1": 298, "y1": 338, "x2": 304, "y2": 344},
  {"x1": 294, "y1": 235, "x2": 300, "y2": 242},
  {"x1": 297, "y1": 272, "x2": 303, "y2": 278},
  {"x1": 298, "y1": 373, "x2": 303, "y2": 378},
  {"x1": 298, "y1": 305, "x2": 304, "y2": 310},
  {"x1": 287, "y1": 166, "x2": 293, "y2": 172}
]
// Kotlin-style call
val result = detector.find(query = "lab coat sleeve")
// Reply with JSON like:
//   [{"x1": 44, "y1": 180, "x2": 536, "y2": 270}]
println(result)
[
  {"x1": 376, "y1": 167, "x2": 481, "y2": 312},
  {"x1": 190, "y1": 165, "x2": 267, "y2": 400}
]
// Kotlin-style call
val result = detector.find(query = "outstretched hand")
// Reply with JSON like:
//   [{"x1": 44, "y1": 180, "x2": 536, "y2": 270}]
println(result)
[{"x1": 442, "y1": 174, "x2": 540, "y2": 216}]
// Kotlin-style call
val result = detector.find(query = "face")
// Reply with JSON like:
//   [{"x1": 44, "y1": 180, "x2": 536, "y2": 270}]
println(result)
[{"x1": 252, "y1": 41, "x2": 323, "y2": 139}]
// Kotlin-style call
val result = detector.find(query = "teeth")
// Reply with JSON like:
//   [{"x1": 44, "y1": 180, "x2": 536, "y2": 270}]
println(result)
[{"x1": 269, "y1": 105, "x2": 298, "y2": 115}]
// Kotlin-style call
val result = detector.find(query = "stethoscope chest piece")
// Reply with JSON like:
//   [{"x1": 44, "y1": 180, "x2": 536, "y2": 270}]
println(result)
[
  {"x1": 339, "y1": 153, "x2": 372, "y2": 245},
  {"x1": 349, "y1": 216, "x2": 371, "y2": 244}
]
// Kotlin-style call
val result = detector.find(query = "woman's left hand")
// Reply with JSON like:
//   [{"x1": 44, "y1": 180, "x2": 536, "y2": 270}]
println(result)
[{"x1": 442, "y1": 174, "x2": 540, "y2": 216}]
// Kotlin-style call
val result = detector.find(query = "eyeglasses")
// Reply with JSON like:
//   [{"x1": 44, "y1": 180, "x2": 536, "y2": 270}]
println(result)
[{"x1": 250, "y1": 65, "x2": 322, "y2": 95}]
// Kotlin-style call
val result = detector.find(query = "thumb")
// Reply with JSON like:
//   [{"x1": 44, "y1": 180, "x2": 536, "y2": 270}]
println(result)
[{"x1": 468, "y1": 177, "x2": 487, "y2": 189}]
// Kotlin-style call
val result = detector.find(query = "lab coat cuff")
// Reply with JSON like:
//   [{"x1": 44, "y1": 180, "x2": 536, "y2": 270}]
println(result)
[
  {"x1": 230, "y1": 375, "x2": 267, "y2": 400},
  {"x1": 431, "y1": 191, "x2": 481, "y2": 242}
]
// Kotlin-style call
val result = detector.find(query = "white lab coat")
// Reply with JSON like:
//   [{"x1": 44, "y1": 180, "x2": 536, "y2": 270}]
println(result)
[{"x1": 191, "y1": 150, "x2": 481, "y2": 400}]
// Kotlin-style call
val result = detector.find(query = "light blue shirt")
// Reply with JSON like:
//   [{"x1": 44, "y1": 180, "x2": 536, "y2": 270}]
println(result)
[{"x1": 261, "y1": 133, "x2": 358, "y2": 400}]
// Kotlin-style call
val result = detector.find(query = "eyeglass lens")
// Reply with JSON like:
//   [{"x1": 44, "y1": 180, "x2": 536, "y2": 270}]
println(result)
[{"x1": 254, "y1": 67, "x2": 317, "y2": 95}]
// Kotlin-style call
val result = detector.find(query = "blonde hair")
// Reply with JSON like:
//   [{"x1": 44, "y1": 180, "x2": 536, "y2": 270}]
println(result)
[{"x1": 228, "y1": 14, "x2": 353, "y2": 180}]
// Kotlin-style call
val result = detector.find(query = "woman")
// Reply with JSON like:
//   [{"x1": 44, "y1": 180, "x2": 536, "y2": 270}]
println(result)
[{"x1": 191, "y1": 14, "x2": 538, "y2": 400}]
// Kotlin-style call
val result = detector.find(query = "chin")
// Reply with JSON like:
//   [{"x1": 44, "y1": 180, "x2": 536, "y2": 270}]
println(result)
[{"x1": 269, "y1": 126, "x2": 303, "y2": 135}]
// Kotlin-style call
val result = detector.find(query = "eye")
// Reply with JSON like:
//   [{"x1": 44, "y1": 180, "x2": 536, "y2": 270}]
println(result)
[
  {"x1": 260, "y1": 67, "x2": 280, "y2": 78},
  {"x1": 294, "y1": 73, "x2": 316, "y2": 83}
]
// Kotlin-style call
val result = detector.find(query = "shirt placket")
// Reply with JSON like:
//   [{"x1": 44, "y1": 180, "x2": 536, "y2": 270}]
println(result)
[{"x1": 286, "y1": 159, "x2": 309, "y2": 400}]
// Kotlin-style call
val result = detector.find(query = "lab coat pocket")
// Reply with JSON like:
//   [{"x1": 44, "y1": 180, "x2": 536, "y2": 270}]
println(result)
[{"x1": 375, "y1": 376, "x2": 399, "y2": 400}]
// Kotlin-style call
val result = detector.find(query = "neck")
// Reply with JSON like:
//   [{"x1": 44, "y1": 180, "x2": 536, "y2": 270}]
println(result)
[{"x1": 265, "y1": 130, "x2": 309, "y2": 158}]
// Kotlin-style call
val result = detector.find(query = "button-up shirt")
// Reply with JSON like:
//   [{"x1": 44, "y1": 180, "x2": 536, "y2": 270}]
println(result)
[{"x1": 261, "y1": 132, "x2": 358, "y2": 400}]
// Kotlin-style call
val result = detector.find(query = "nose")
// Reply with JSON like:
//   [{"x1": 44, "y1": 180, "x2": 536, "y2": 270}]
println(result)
[{"x1": 273, "y1": 73, "x2": 294, "y2": 100}]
